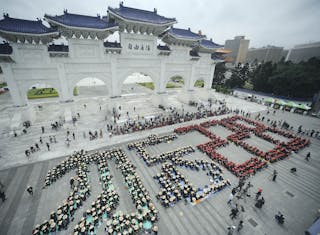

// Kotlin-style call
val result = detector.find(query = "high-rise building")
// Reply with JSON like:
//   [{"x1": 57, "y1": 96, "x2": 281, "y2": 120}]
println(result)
[
  {"x1": 286, "y1": 41, "x2": 320, "y2": 63},
  {"x1": 246, "y1": 46, "x2": 284, "y2": 64},
  {"x1": 224, "y1": 36, "x2": 250, "y2": 64}
]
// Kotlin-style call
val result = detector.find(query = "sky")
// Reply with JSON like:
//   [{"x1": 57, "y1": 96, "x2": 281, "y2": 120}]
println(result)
[{"x1": 1, "y1": 0, "x2": 320, "y2": 49}]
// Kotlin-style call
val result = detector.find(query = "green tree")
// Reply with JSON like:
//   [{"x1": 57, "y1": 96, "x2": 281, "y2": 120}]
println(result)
[
  {"x1": 212, "y1": 62, "x2": 227, "y2": 87},
  {"x1": 251, "y1": 57, "x2": 320, "y2": 98}
]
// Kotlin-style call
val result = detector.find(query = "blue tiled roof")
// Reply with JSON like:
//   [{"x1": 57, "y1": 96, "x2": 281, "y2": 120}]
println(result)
[
  {"x1": 200, "y1": 39, "x2": 222, "y2": 49},
  {"x1": 168, "y1": 27, "x2": 205, "y2": 40},
  {"x1": 0, "y1": 42, "x2": 13, "y2": 54},
  {"x1": 0, "y1": 14, "x2": 57, "y2": 34},
  {"x1": 211, "y1": 53, "x2": 224, "y2": 60},
  {"x1": 108, "y1": 4, "x2": 176, "y2": 25},
  {"x1": 104, "y1": 41, "x2": 121, "y2": 48},
  {"x1": 157, "y1": 45, "x2": 171, "y2": 51},
  {"x1": 45, "y1": 11, "x2": 117, "y2": 29},
  {"x1": 48, "y1": 44, "x2": 69, "y2": 52}
]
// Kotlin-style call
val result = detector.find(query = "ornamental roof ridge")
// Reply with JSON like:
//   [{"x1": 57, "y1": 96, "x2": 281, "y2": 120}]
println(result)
[
  {"x1": 168, "y1": 27, "x2": 206, "y2": 40},
  {"x1": 200, "y1": 38, "x2": 223, "y2": 49},
  {"x1": 44, "y1": 11, "x2": 118, "y2": 30},
  {"x1": 108, "y1": 4, "x2": 176, "y2": 25}
]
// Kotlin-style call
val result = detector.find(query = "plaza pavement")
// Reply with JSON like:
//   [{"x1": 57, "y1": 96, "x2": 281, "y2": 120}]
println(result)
[{"x1": 0, "y1": 86, "x2": 319, "y2": 235}]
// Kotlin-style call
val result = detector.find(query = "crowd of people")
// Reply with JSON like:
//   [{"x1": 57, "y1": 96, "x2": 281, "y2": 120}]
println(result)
[
  {"x1": 128, "y1": 134, "x2": 230, "y2": 207},
  {"x1": 175, "y1": 115, "x2": 309, "y2": 178},
  {"x1": 34, "y1": 148, "x2": 159, "y2": 235},
  {"x1": 254, "y1": 112, "x2": 320, "y2": 139},
  {"x1": 25, "y1": 135, "x2": 57, "y2": 158},
  {"x1": 34, "y1": 154, "x2": 91, "y2": 235},
  {"x1": 107, "y1": 105, "x2": 230, "y2": 136}
]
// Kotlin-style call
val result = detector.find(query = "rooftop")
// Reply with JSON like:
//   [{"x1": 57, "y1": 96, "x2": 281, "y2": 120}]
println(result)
[
  {"x1": 211, "y1": 53, "x2": 224, "y2": 60},
  {"x1": 0, "y1": 14, "x2": 58, "y2": 35},
  {"x1": 45, "y1": 10, "x2": 117, "y2": 30},
  {"x1": 167, "y1": 27, "x2": 205, "y2": 41},
  {"x1": 108, "y1": 3, "x2": 176, "y2": 25},
  {"x1": 200, "y1": 39, "x2": 222, "y2": 49}
]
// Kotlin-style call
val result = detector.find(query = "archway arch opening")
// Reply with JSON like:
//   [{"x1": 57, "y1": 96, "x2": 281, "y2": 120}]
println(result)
[
  {"x1": 166, "y1": 75, "x2": 185, "y2": 89},
  {"x1": 26, "y1": 83, "x2": 60, "y2": 100},
  {"x1": 121, "y1": 72, "x2": 155, "y2": 95},
  {"x1": 74, "y1": 77, "x2": 107, "y2": 97},
  {"x1": 194, "y1": 79, "x2": 205, "y2": 88}
]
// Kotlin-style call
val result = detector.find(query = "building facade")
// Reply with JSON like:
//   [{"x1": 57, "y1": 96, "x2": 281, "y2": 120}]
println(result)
[
  {"x1": 286, "y1": 41, "x2": 320, "y2": 63},
  {"x1": 0, "y1": 3, "x2": 227, "y2": 106},
  {"x1": 246, "y1": 46, "x2": 284, "y2": 64},
  {"x1": 224, "y1": 36, "x2": 250, "y2": 64}
]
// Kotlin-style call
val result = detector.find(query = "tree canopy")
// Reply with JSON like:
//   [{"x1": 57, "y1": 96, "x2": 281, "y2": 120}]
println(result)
[{"x1": 251, "y1": 57, "x2": 320, "y2": 99}]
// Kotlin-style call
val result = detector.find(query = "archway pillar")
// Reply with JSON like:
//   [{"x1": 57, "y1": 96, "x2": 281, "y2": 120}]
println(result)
[
  {"x1": 1, "y1": 64, "x2": 27, "y2": 106},
  {"x1": 205, "y1": 63, "x2": 216, "y2": 89},
  {"x1": 110, "y1": 57, "x2": 120, "y2": 97},
  {"x1": 187, "y1": 62, "x2": 196, "y2": 91},
  {"x1": 57, "y1": 64, "x2": 73, "y2": 102},
  {"x1": 157, "y1": 59, "x2": 166, "y2": 93}
]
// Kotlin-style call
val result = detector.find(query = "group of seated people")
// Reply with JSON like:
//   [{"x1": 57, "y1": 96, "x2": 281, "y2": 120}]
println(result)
[
  {"x1": 34, "y1": 160, "x2": 91, "y2": 235},
  {"x1": 128, "y1": 134, "x2": 230, "y2": 207},
  {"x1": 197, "y1": 142, "x2": 267, "y2": 178},
  {"x1": 128, "y1": 134, "x2": 180, "y2": 166},
  {"x1": 128, "y1": 134, "x2": 177, "y2": 150},
  {"x1": 107, "y1": 105, "x2": 230, "y2": 136},
  {"x1": 103, "y1": 149, "x2": 159, "y2": 234},
  {"x1": 154, "y1": 162, "x2": 230, "y2": 207},
  {"x1": 174, "y1": 124, "x2": 228, "y2": 146},
  {"x1": 35, "y1": 148, "x2": 160, "y2": 234},
  {"x1": 73, "y1": 157, "x2": 120, "y2": 235}
]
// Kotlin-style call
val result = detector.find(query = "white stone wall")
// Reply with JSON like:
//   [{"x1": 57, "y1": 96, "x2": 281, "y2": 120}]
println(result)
[{"x1": 0, "y1": 32, "x2": 215, "y2": 106}]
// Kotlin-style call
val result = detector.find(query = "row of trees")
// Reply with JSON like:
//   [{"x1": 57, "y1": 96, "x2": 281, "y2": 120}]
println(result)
[{"x1": 213, "y1": 57, "x2": 320, "y2": 99}]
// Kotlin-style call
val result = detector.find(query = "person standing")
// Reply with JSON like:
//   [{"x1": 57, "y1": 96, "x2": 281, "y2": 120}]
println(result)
[
  {"x1": 70, "y1": 178, "x2": 74, "y2": 188},
  {"x1": 39, "y1": 137, "x2": 43, "y2": 144},
  {"x1": 305, "y1": 152, "x2": 311, "y2": 161},
  {"x1": 27, "y1": 186, "x2": 33, "y2": 196},
  {"x1": 72, "y1": 132, "x2": 75, "y2": 140},
  {"x1": 46, "y1": 142, "x2": 50, "y2": 151},
  {"x1": 230, "y1": 204, "x2": 239, "y2": 219},
  {"x1": 272, "y1": 170, "x2": 278, "y2": 181},
  {"x1": 237, "y1": 220, "x2": 243, "y2": 232},
  {"x1": 35, "y1": 143, "x2": 40, "y2": 151},
  {"x1": 0, "y1": 190, "x2": 6, "y2": 202},
  {"x1": 227, "y1": 192, "x2": 234, "y2": 205},
  {"x1": 255, "y1": 197, "x2": 265, "y2": 208},
  {"x1": 255, "y1": 188, "x2": 262, "y2": 201}
]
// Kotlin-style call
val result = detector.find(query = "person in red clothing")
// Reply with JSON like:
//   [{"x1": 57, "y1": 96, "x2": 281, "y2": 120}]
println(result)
[{"x1": 255, "y1": 188, "x2": 262, "y2": 201}]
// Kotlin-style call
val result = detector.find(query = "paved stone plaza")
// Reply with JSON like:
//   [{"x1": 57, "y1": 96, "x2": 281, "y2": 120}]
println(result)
[{"x1": 0, "y1": 87, "x2": 320, "y2": 235}]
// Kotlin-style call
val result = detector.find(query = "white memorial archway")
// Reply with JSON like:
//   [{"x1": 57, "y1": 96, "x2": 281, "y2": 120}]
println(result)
[{"x1": 0, "y1": 3, "x2": 227, "y2": 106}]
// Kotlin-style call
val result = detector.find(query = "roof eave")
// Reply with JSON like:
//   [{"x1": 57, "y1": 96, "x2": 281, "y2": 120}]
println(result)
[
  {"x1": 108, "y1": 9, "x2": 177, "y2": 27},
  {"x1": 168, "y1": 33, "x2": 201, "y2": 42},
  {"x1": 0, "y1": 29, "x2": 59, "y2": 37},
  {"x1": 44, "y1": 16, "x2": 119, "y2": 32}
]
